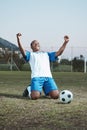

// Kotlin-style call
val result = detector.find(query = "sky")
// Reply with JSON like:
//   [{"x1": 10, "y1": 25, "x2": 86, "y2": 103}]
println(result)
[{"x1": 0, "y1": 0, "x2": 87, "y2": 57}]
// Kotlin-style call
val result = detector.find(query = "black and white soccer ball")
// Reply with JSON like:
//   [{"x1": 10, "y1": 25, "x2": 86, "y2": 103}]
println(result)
[{"x1": 59, "y1": 90, "x2": 73, "y2": 104}]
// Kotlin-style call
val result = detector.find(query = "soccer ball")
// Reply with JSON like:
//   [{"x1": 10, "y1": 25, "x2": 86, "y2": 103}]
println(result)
[{"x1": 59, "y1": 90, "x2": 73, "y2": 104}]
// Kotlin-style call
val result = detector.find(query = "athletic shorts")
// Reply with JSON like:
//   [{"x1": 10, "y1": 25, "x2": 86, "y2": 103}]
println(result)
[{"x1": 31, "y1": 77, "x2": 58, "y2": 95}]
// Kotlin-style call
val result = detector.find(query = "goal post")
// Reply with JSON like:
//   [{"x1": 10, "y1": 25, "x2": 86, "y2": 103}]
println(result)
[{"x1": 84, "y1": 57, "x2": 86, "y2": 73}]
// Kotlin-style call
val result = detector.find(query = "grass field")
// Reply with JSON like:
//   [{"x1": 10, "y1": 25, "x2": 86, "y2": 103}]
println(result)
[{"x1": 0, "y1": 71, "x2": 87, "y2": 130}]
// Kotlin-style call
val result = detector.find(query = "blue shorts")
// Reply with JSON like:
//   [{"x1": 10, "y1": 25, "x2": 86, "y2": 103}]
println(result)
[{"x1": 31, "y1": 77, "x2": 58, "y2": 95}]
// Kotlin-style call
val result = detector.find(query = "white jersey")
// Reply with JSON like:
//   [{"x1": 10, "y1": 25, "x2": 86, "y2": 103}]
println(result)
[{"x1": 25, "y1": 51, "x2": 58, "y2": 78}]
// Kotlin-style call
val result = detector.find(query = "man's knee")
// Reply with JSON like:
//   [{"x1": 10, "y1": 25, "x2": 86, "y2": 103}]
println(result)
[
  {"x1": 31, "y1": 91, "x2": 40, "y2": 100},
  {"x1": 49, "y1": 90, "x2": 59, "y2": 99}
]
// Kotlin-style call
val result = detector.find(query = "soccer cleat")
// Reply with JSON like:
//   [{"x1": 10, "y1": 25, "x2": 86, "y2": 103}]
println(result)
[
  {"x1": 23, "y1": 85, "x2": 31, "y2": 98},
  {"x1": 27, "y1": 86, "x2": 31, "y2": 99},
  {"x1": 23, "y1": 88, "x2": 28, "y2": 97}
]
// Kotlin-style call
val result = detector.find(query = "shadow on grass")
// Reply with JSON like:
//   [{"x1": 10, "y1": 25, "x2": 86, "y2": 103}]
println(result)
[
  {"x1": 0, "y1": 93, "x2": 28, "y2": 99},
  {"x1": 0, "y1": 93, "x2": 51, "y2": 100}
]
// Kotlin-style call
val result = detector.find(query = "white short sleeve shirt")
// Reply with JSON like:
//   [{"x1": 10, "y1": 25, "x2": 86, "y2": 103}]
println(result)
[{"x1": 25, "y1": 51, "x2": 58, "y2": 78}]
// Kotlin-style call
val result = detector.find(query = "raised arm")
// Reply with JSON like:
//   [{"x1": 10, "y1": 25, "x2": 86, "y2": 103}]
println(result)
[
  {"x1": 55, "y1": 35, "x2": 69, "y2": 57},
  {"x1": 16, "y1": 33, "x2": 26, "y2": 58}
]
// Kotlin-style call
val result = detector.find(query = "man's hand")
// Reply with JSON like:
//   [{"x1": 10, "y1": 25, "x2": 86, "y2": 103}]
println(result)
[
  {"x1": 55, "y1": 35, "x2": 69, "y2": 56},
  {"x1": 16, "y1": 33, "x2": 22, "y2": 38},
  {"x1": 64, "y1": 35, "x2": 69, "y2": 43},
  {"x1": 16, "y1": 33, "x2": 25, "y2": 58}
]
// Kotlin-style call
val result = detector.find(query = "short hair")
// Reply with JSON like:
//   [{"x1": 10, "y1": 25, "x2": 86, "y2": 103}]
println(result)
[{"x1": 30, "y1": 40, "x2": 37, "y2": 47}]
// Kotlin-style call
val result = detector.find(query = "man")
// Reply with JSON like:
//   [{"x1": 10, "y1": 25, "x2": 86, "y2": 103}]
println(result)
[{"x1": 16, "y1": 33, "x2": 69, "y2": 100}]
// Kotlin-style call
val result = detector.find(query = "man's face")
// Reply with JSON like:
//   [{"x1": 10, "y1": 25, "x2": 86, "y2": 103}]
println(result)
[{"x1": 31, "y1": 40, "x2": 40, "y2": 52}]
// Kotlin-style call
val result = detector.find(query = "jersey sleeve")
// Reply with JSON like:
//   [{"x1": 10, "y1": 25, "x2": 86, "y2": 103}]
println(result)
[
  {"x1": 48, "y1": 52, "x2": 58, "y2": 62},
  {"x1": 24, "y1": 51, "x2": 30, "y2": 62}
]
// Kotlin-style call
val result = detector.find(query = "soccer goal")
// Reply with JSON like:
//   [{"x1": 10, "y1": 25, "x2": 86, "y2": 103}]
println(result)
[{"x1": 84, "y1": 57, "x2": 86, "y2": 73}]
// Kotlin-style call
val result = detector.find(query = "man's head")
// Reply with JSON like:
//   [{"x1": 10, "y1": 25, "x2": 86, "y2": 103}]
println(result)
[{"x1": 30, "y1": 40, "x2": 40, "y2": 52}]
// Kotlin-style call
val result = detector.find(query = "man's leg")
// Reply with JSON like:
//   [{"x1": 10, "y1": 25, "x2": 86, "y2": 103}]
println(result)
[
  {"x1": 31, "y1": 77, "x2": 44, "y2": 100},
  {"x1": 43, "y1": 77, "x2": 59, "y2": 99},
  {"x1": 31, "y1": 91, "x2": 41, "y2": 100},
  {"x1": 49, "y1": 90, "x2": 59, "y2": 99}
]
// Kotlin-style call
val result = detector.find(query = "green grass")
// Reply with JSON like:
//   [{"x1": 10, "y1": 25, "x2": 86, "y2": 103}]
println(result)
[{"x1": 0, "y1": 71, "x2": 87, "y2": 130}]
